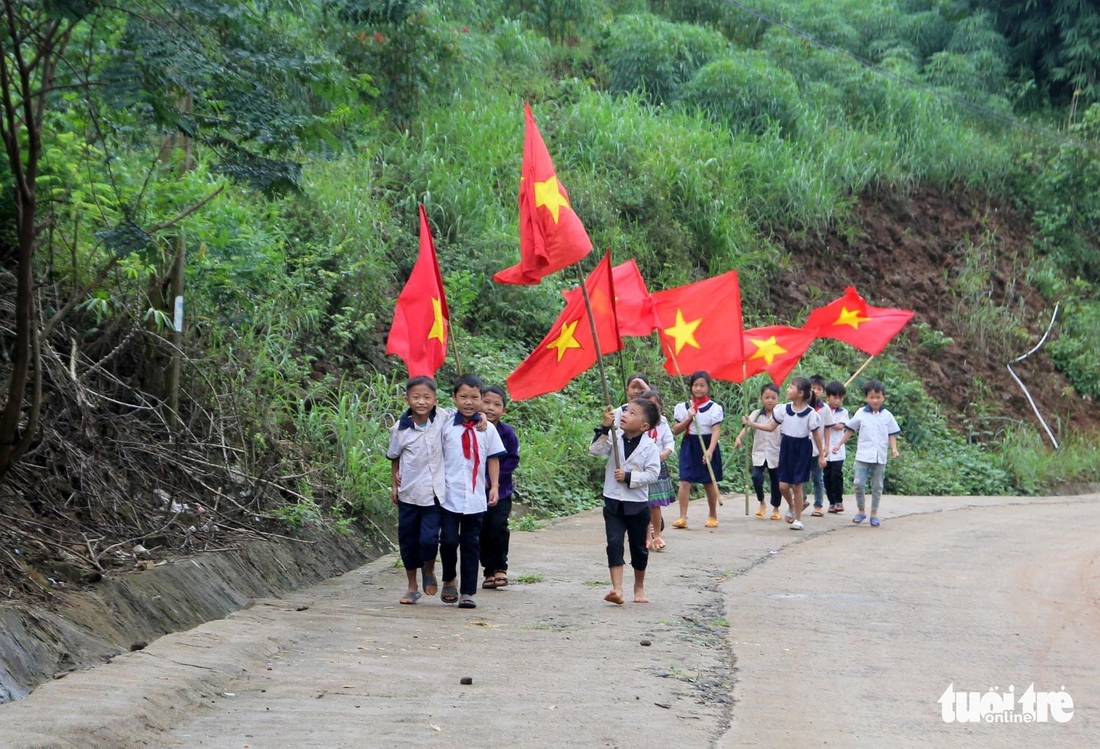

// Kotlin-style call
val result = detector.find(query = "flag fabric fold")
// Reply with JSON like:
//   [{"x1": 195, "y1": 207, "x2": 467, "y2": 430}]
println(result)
[
  {"x1": 385, "y1": 205, "x2": 450, "y2": 377},
  {"x1": 713, "y1": 325, "x2": 816, "y2": 385},
  {"x1": 493, "y1": 102, "x2": 593, "y2": 285},
  {"x1": 650, "y1": 271, "x2": 744, "y2": 378},
  {"x1": 506, "y1": 252, "x2": 621, "y2": 400},
  {"x1": 562, "y1": 258, "x2": 656, "y2": 338},
  {"x1": 803, "y1": 286, "x2": 914, "y2": 355}
]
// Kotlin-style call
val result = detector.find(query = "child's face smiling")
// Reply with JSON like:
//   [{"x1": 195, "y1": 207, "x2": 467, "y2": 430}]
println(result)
[
  {"x1": 865, "y1": 389, "x2": 885, "y2": 411},
  {"x1": 620, "y1": 403, "x2": 649, "y2": 435},
  {"x1": 405, "y1": 384, "x2": 437, "y2": 422},
  {"x1": 480, "y1": 391, "x2": 505, "y2": 425},
  {"x1": 761, "y1": 389, "x2": 779, "y2": 410},
  {"x1": 691, "y1": 378, "x2": 710, "y2": 400},
  {"x1": 626, "y1": 377, "x2": 649, "y2": 400},
  {"x1": 453, "y1": 384, "x2": 482, "y2": 418}
]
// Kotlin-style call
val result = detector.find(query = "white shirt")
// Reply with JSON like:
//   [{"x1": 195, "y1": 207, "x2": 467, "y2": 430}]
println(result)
[
  {"x1": 673, "y1": 400, "x2": 724, "y2": 436},
  {"x1": 844, "y1": 406, "x2": 900, "y2": 464},
  {"x1": 811, "y1": 403, "x2": 835, "y2": 457},
  {"x1": 441, "y1": 411, "x2": 506, "y2": 514},
  {"x1": 386, "y1": 408, "x2": 446, "y2": 507},
  {"x1": 649, "y1": 416, "x2": 675, "y2": 459},
  {"x1": 772, "y1": 402, "x2": 821, "y2": 438},
  {"x1": 747, "y1": 408, "x2": 781, "y2": 468},
  {"x1": 590, "y1": 428, "x2": 660, "y2": 503},
  {"x1": 827, "y1": 406, "x2": 849, "y2": 461}
]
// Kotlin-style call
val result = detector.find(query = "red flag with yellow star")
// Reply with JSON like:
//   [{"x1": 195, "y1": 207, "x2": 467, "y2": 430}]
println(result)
[
  {"x1": 493, "y1": 103, "x2": 593, "y2": 285},
  {"x1": 803, "y1": 286, "x2": 914, "y2": 355},
  {"x1": 650, "y1": 271, "x2": 744, "y2": 377},
  {"x1": 561, "y1": 259, "x2": 657, "y2": 337},
  {"x1": 507, "y1": 252, "x2": 621, "y2": 400},
  {"x1": 385, "y1": 205, "x2": 450, "y2": 377},
  {"x1": 713, "y1": 325, "x2": 816, "y2": 385}
]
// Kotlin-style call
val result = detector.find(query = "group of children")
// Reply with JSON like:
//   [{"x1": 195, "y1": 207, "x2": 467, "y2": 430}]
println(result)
[
  {"x1": 389, "y1": 368, "x2": 899, "y2": 609},
  {"x1": 386, "y1": 374, "x2": 520, "y2": 609}
]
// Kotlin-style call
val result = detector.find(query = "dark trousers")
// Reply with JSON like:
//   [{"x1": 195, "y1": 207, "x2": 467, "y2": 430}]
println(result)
[
  {"x1": 603, "y1": 498, "x2": 649, "y2": 571},
  {"x1": 397, "y1": 501, "x2": 441, "y2": 570},
  {"x1": 824, "y1": 460, "x2": 845, "y2": 507},
  {"x1": 480, "y1": 494, "x2": 513, "y2": 576},
  {"x1": 752, "y1": 464, "x2": 782, "y2": 508},
  {"x1": 440, "y1": 508, "x2": 484, "y2": 596}
]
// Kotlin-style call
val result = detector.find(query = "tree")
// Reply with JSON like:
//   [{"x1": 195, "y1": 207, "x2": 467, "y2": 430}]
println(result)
[{"x1": 0, "y1": 0, "x2": 369, "y2": 481}]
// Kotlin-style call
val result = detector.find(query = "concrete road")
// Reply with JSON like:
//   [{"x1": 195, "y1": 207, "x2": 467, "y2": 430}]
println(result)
[{"x1": 0, "y1": 493, "x2": 1095, "y2": 748}]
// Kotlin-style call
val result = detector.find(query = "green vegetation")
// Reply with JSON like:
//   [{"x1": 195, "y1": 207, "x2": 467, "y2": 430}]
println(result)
[{"x1": 4, "y1": 0, "x2": 1100, "y2": 555}]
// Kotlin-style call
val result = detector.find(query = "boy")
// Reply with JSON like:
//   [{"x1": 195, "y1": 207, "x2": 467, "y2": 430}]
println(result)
[
  {"x1": 823, "y1": 380, "x2": 849, "y2": 513},
  {"x1": 440, "y1": 374, "x2": 506, "y2": 609},
  {"x1": 479, "y1": 385, "x2": 520, "y2": 590},
  {"x1": 807, "y1": 375, "x2": 833, "y2": 516},
  {"x1": 386, "y1": 376, "x2": 445, "y2": 605},
  {"x1": 832, "y1": 380, "x2": 900, "y2": 527},
  {"x1": 591, "y1": 398, "x2": 661, "y2": 605}
]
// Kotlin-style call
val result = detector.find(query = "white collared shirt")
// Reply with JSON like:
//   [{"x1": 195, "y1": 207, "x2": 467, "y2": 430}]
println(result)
[
  {"x1": 386, "y1": 408, "x2": 446, "y2": 507},
  {"x1": 844, "y1": 406, "x2": 900, "y2": 464},
  {"x1": 590, "y1": 428, "x2": 660, "y2": 503},
  {"x1": 440, "y1": 410, "x2": 506, "y2": 514},
  {"x1": 673, "y1": 400, "x2": 724, "y2": 436}
]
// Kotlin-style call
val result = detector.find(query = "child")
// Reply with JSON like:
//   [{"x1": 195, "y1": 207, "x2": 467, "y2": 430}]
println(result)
[
  {"x1": 613, "y1": 372, "x2": 651, "y2": 427},
  {"x1": 743, "y1": 376, "x2": 825, "y2": 531},
  {"x1": 806, "y1": 375, "x2": 834, "y2": 517},
  {"x1": 386, "y1": 376, "x2": 446, "y2": 605},
  {"x1": 479, "y1": 385, "x2": 520, "y2": 590},
  {"x1": 832, "y1": 380, "x2": 900, "y2": 527},
  {"x1": 823, "y1": 380, "x2": 849, "y2": 513},
  {"x1": 640, "y1": 389, "x2": 675, "y2": 551},
  {"x1": 671, "y1": 371, "x2": 724, "y2": 529},
  {"x1": 439, "y1": 374, "x2": 506, "y2": 609},
  {"x1": 733, "y1": 383, "x2": 782, "y2": 519},
  {"x1": 591, "y1": 398, "x2": 661, "y2": 604}
]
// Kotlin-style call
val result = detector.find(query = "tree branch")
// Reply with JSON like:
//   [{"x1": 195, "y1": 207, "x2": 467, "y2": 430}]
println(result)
[{"x1": 148, "y1": 185, "x2": 225, "y2": 232}]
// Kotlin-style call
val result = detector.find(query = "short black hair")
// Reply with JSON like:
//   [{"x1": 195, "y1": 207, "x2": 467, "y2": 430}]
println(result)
[
  {"x1": 405, "y1": 375, "x2": 437, "y2": 393},
  {"x1": 688, "y1": 370, "x2": 712, "y2": 389},
  {"x1": 639, "y1": 388, "x2": 663, "y2": 408},
  {"x1": 760, "y1": 383, "x2": 780, "y2": 396},
  {"x1": 809, "y1": 374, "x2": 827, "y2": 387},
  {"x1": 825, "y1": 380, "x2": 846, "y2": 397},
  {"x1": 452, "y1": 373, "x2": 484, "y2": 395},
  {"x1": 481, "y1": 385, "x2": 508, "y2": 406},
  {"x1": 863, "y1": 379, "x2": 886, "y2": 395},
  {"x1": 631, "y1": 398, "x2": 660, "y2": 431}
]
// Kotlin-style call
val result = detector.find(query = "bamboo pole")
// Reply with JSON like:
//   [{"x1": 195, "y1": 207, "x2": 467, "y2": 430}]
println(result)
[
  {"x1": 661, "y1": 338, "x2": 720, "y2": 494},
  {"x1": 447, "y1": 319, "x2": 463, "y2": 376},
  {"x1": 844, "y1": 355, "x2": 875, "y2": 389},
  {"x1": 575, "y1": 262, "x2": 621, "y2": 470}
]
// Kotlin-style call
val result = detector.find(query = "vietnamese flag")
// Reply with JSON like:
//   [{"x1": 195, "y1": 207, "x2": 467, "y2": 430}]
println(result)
[
  {"x1": 493, "y1": 103, "x2": 593, "y2": 285},
  {"x1": 562, "y1": 259, "x2": 656, "y2": 338},
  {"x1": 803, "y1": 286, "x2": 914, "y2": 355},
  {"x1": 714, "y1": 325, "x2": 816, "y2": 385},
  {"x1": 650, "y1": 271, "x2": 743, "y2": 378},
  {"x1": 507, "y1": 252, "x2": 621, "y2": 400},
  {"x1": 385, "y1": 205, "x2": 449, "y2": 377}
]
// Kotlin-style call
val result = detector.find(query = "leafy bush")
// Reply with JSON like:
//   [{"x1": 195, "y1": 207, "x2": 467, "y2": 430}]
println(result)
[{"x1": 678, "y1": 52, "x2": 801, "y2": 136}]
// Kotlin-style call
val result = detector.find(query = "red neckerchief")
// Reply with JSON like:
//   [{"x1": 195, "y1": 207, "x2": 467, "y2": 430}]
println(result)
[
  {"x1": 648, "y1": 426, "x2": 658, "y2": 440},
  {"x1": 692, "y1": 396, "x2": 709, "y2": 409},
  {"x1": 461, "y1": 419, "x2": 481, "y2": 490}
]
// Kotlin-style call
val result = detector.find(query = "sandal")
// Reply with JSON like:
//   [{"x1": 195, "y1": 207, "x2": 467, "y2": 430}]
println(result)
[
  {"x1": 399, "y1": 591, "x2": 422, "y2": 605},
  {"x1": 827, "y1": 506, "x2": 838, "y2": 514},
  {"x1": 870, "y1": 517, "x2": 881, "y2": 527},
  {"x1": 482, "y1": 576, "x2": 497, "y2": 590},
  {"x1": 705, "y1": 518, "x2": 718, "y2": 528},
  {"x1": 457, "y1": 594, "x2": 477, "y2": 609},
  {"x1": 441, "y1": 583, "x2": 459, "y2": 604},
  {"x1": 422, "y1": 572, "x2": 438, "y2": 596},
  {"x1": 754, "y1": 508, "x2": 765, "y2": 518},
  {"x1": 811, "y1": 509, "x2": 824, "y2": 517},
  {"x1": 494, "y1": 573, "x2": 508, "y2": 588},
  {"x1": 672, "y1": 518, "x2": 687, "y2": 529},
  {"x1": 835, "y1": 504, "x2": 845, "y2": 513},
  {"x1": 652, "y1": 539, "x2": 666, "y2": 551},
  {"x1": 770, "y1": 511, "x2": 781, "y2": 520}
]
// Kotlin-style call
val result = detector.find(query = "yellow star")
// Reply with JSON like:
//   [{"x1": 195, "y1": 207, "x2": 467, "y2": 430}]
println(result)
[
  {"x1": 428, "y1": 297, "x2": 445, "y2": 344},
  {"x1": 748, "y1": 336, "x2": 787, "y2": 365},
  {"x1": 546, "y1": 319, "x2": 582, "y2": 362},
  {"x1": 534, "y1": 176, "x2": 571, "y2": 223},
  {"x1": 663, "y1": 309, "x2": 701, "y2": 355},
  {"x1": 834, "y1": 306, "x2": 872, "y2": 329}
]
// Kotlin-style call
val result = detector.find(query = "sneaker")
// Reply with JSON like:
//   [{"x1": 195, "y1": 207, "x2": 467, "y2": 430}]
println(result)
[
  {"x1": 852, "y1": 513, "x2": 866, "y2": 525},
  {"x1": 770, "y1": 511, "x2": 781, "y2": 520},
  {"x1": 790, "y1": 520, "x2": 804, "y2": 530}
]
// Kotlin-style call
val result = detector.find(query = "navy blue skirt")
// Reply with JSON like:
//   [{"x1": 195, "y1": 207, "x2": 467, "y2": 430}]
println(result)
[
  {"x1": 679, "y1": 433, "x2": 722, "y2": 484},
  {"x1": 777, "y1": 434, "x2": 812, "y2": 484}
]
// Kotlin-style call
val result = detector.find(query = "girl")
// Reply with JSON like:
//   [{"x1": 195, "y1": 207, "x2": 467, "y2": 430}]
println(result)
[
  {"x1": 743, "y1": 376, "x2": 825, "y2": 531},
  {"x1": 640, "y1": 389, "x2": 675, "y2": 550},
  {"x1": 733, "y1": 383, "x2": 782, "y2": 519},
  {"x1": 671, "y1": 371, "x2": 724, "y2": 529},
  {"x1": 613, "y1": 372, "x2": 651, "y2": 428}
]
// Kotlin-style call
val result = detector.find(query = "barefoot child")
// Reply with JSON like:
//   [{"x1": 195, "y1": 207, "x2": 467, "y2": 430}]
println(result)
[
  {"x1": 591, "y1": 399, "x2": 661, "y2": 604},
  {"x1": 439, "y1": 375, "x2": 506, "y2": 609},
  {"x1": 742, "y1": 376, "x2": 825, "y2": 531},
  {"x1": 640, "y1": 389, "x2": 675, "y2": 551},
  {"x1": 479, "y1": 385, "x2": 520, "y2": 590},
  {"x1": 386, "y1": 376, "x2": 446, "y2": 605},
  {"x1": 733, "y1": 383, "x2": 781, "y2": 519},
  {"x1": 671, "y1": 371, "x2": 724, "y2": 529},
  {"x1": 832, "y1": 380, "x2": 900, "y2": 527}
]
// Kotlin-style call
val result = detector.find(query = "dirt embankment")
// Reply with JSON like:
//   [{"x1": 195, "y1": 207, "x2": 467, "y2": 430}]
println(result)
[{"x1": 775, "y1": 185, "x2": 1100, "y2": 436}]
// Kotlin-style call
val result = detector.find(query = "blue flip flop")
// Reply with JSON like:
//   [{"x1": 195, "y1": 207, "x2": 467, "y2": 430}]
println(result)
[
  {"x1": 870, "y1": 517, "x2": 881, "y2": 527},
  {"x1": 852, "y1": 513, "x2": 866, "y2": 524},
  {"x1": 399, "y1": 591, "x2": 422, "y2": 605}
]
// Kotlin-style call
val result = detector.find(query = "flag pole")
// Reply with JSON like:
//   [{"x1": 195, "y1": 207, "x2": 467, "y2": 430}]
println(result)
[
  {"x1": 844, "y1": 355, "x2": 875, "y2": 388},
  {"x1": 447, "y1": 320, "x2": 464, "y2": 376},
  {"x1": 575, "y1": 262, "x2": 621, "y2": 470},
  {"x1": 660, "y1": 337, "x2": 721, "y2": 495},
  {"x1": 743, "y1": 361, "x2": 751, "y2": 516}
]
